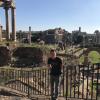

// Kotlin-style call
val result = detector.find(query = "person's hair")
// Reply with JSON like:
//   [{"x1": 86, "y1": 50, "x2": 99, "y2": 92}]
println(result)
[
  {"x1": 6, "y1": 43, "x2": 9, "y2": 46},
  {"x1": 50, "y1": 49, "x2": 56, "y2": 53}
]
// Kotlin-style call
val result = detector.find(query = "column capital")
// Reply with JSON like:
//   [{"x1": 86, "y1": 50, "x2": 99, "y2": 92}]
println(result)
[{"x1": 4, "y1": 6, "x2": 9, "y2": 10}]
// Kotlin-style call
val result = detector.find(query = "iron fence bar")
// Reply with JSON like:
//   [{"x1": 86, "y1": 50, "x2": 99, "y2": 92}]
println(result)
[
  {"x1": 91, "y1": 64, "x2": 94, "y2": 100},
  {"x1": 20, "y1": 70, "x2": 22, "y2": 92},
  {"x1": 7, "y1": 69, "x2": 10, "y2": 88},
  {"x1": 62, "y1": 66, "x2": 65, "y2": 97},
  {"x1": 38, "y1": 69, "x2": 40, "y2": 95},
  {"x1": 86, "y1": 64, "x2": 89, "y2": 100},
  {"x1": 23, "y1": 70, "x2": 25, "y2": 93},
  {"x1": 27, "y1": 71, "x2": 29, "y2": 94},
  {"x1": 19, "y1": 70, "x2": 25, "y2": 92},
  {"x1": 42, "y1": 69, "x2": 45, "y2": 95},
  {"x1": 12, "y1": 69, "x2": 14, "y2": 90},
  {"x1": 33, "y1": 70, "x2": 35, "y2": 95},
  {"x1": 82, "y1": 65, "x2": 85, "y2": 99},
  {"x1": 37, "y1": 70, "x2": 39, "y2": 95},
  {"x1": 23, "y1": 70, "x2": 25, "y2": 92},
  {"x1": 96, "y1": 63, "x2": 99, "y2": 100},
  {"x1": 28, "y1": 71, "x2": 30, "y2": 98},
  {"x1": 77, "y1": 65, "x2": 79, "y2": 98},
  {"x1": 19, "y1": 70, "x2": 22, "y2": 92},
  {"x1": 39, "y1": 69, "x2": 41, "y2": 95},
  {"x1": 12, "y1": 69, "x2": 16, "y2": 89},
  {"x1": 70, "y1": 67, "x2": 72, "y2": 98},
  {"x1": 21, "y1": 70, "x2": 24, "y2": 93},
  {"x1": 42, "y1": 69, "x2": 44, "y2": 95},
  {"x1": 13, "y1": 69, "x2": 15, "y2": 89},
  {"x1": 73, "y1": 65, "x2": 76, "y2": 98},
  {"x1": 13, "y1": 69, "x2": 16, "y2": 90},
  {"x1": 47, "y1": 69, "x2": 50, "y2": 95},
  {"x1": 30, "y1": 71, "x2": 32, "y2": 95},
  {"x1": 18, "y1": 70, "x2": 21, "y2": 91},
  {"x1": 44, "y1": 69, "x2": 46, "y2": 95},
  {"x1": 66, "y1": 66, "x2": 68, "y2": 100},
  {"x1": 40, "y1": 70, "x2": 43, "y2": 94},
  {"x1": 35, "y1": 70, "x2": 36, "y2": 95},
  {"x1": 78, "y1": 65, "x2": 80, "y2": 98},
  {"x1": 32, "y1": 71, "x2": 34, "y2": 95}
]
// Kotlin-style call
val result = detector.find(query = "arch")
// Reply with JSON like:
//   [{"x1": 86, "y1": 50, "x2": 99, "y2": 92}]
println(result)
[{"x1": 81, "y1": 47, "x2": 100, "y2": 64}]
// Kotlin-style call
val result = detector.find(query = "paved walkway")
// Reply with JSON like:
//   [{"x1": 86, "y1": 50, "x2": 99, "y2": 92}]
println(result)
[
  {"x1": 0, "y1": 95, "x2": 86, "y2": 100},
  {"x1": 0, "y1": 86, "x2": 27, "y2": 97},
  {"x1": 0, "y1": 96, "x2": 30, "y2": 100}
]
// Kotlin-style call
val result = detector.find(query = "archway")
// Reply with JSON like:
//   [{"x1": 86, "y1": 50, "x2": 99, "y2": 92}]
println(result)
[
  {"x1": 0, "y1": 0, "x2": 16, "y2": 41},
  {"x1": 82, "y1": 47, "x2": 100, "y2": 64}
]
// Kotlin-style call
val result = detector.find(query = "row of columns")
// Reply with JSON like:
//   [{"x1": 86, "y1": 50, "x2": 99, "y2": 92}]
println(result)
[{"x1": 5, "y1": 7, "x2": 16, "y2": 41}]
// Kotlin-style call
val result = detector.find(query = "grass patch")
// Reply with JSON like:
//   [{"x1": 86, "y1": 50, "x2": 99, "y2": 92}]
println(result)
[
  {"x1": 79, "y1": 51, "x2": 100, "y2": 64},
  {"x1": 88, "y1": 51, "x2": 100, "y2": 63}
]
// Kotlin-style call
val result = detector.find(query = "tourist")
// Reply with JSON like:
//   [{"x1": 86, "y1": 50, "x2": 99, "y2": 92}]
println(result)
[{"x1": 48, "y1": 49, "x2": 63, "y2": 100}]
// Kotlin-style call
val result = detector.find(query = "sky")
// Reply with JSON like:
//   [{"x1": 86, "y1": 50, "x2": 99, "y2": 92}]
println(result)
[{"x1": 0, "y1": 0, "x2": 100, "y2": 33}]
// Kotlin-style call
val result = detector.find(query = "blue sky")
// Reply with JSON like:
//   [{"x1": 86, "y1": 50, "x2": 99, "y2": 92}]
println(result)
[{"x1": 0, "y1": 0, "x2": 100, "y2": 33}]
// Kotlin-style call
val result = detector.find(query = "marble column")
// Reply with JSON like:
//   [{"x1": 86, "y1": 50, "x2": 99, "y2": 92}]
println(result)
[
  {"x1": 5, "y1": 8, "x2": 10, "y2": 41},
  {"x1": 11, "y1": 7, "x2": 16, "y2": 41}
]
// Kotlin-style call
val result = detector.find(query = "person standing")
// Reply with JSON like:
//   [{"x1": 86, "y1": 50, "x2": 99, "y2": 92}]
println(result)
[{"x1": 48, "y1": 49, "x2": 62, "y2": 100}]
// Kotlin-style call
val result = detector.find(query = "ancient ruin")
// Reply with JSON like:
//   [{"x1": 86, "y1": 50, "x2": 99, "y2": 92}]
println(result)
[{"x1": 0, "y1": 0, "x2": 16, "y2": 41}]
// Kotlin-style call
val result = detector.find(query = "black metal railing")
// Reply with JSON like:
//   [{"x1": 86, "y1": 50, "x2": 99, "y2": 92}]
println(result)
[{"x1": 0, "y1": 63, "x2": 99, "y2": 100}]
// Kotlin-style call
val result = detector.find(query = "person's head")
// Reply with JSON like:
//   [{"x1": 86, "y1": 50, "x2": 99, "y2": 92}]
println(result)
[
  {"x1": 6, "y1": 43, "x2": 9, "y2": 47},
  {"x1": 50, "y1": 49, "x2": 56, "y2": 59}
]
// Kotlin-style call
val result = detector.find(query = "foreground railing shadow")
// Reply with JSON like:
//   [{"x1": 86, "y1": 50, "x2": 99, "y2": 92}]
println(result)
[{"x1": 0, "y1": 63, "x2": 99, "y2": 100}]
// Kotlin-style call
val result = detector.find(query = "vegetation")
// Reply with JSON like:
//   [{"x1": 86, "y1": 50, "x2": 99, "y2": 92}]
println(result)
[
  {"x1": 88, "y1": 51, "x2": 100, "y2": 64},
  {"x1": 79, "y1": 51, "x2": 100, "y2": 64},
  {"x1": 89, "y1": 81, "x2": 97, "y2": 91}
]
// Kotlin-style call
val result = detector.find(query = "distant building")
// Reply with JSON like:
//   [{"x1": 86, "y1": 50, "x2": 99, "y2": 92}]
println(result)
[
  {"x1": 16, "y1": 30, "x2": 43, "y2": 43},
  {"x1": 83, "y1": 34, "x2": 96, "y2": 46},
  {"x1": 72, "y1": 27, "x2": 87, "y2": 44},
  {"x1": 16, "y1": 27, "x2": 100, "y2": 46},
  {"x1": 82, "y1": 32, "x2": 100, "y2": 47},
  {"x1": 44, "y1": 28, "x2": 64, "y2": 44},
  {"x1": 2, "y1": 30, "x2": 7, "y2": 40},
  {"x1": 95, "y1": 32, "x2": 100, "y2": 45}
]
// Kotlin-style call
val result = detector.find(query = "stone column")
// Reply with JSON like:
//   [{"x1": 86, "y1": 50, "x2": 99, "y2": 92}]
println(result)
[
  {"x1": 29, "y1": 26, "x2": 31, "y2": 44},
  {"x1": 5, "y1": 8, "x2": 10, "y2": 41},
  {"x1": 11, "y1": 7, "x2": 16, "y2": 41},
  {"x1": 0, "y1": 25, "x2": 2, "y2": 41},
  {"x1": 83, "y1": 51, "x2": 89, "y2": 65}
]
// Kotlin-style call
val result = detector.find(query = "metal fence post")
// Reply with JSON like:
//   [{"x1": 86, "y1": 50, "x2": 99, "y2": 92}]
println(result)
[
  {"x1": 96, "y1": 63, "x2": 100, "y2": 100},
  {"x1": 66, "y1": 67, "x2": 68, "y2": 100},
  {"x1": 28, "y1": 71, "x2": 30, "y2": 98}
]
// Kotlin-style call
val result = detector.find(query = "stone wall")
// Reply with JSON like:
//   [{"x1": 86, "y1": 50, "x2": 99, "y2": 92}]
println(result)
[
  {"x1": 12, "y1": 47, "x2": 43, "y2": 67},
  {"x1": 0, "y1": 46, "x2": 11, "y2": 66},
  {"x1": 0, "y1": 46, "x2": 43, "y2": 67}
]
